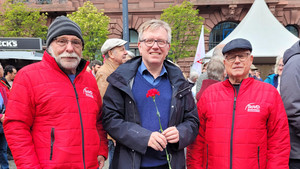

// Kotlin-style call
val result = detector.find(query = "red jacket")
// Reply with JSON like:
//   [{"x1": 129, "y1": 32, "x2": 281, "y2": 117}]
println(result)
[
  {"x1": 4, "y1": 51, "x2": 108, "y2": 169},
  {"x1": 187, "y1": 78, "x2": 290, "y2": 169}
]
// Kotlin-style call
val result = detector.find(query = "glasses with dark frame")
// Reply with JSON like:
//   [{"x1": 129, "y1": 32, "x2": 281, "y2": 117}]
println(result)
[
  {"x1": 54, "y1": 38, "x2": 82, "y2": 48},
  {"x1": 225, "y1": 53, "x2": 250, "y2": 63},
  {"x1": 140, "y1": 39, "x2": 169, "y2": 48}
]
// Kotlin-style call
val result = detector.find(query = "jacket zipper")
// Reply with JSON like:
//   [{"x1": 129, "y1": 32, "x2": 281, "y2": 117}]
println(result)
[
  {"x1": 50, "y1": 128, "x2": 55, "y2": 160},
  {"x1": 206, "y1": 144, "x2": 208, "y2": 169},
  {"x1": 230, "y1": 89, "x2": 237, "y2": 169},
  {"x1": 258, "y1": 146, "x2": 260, "y2": 169},
  {"x1": 72, "y1": 83, "x2": 86, "y2": 169}
]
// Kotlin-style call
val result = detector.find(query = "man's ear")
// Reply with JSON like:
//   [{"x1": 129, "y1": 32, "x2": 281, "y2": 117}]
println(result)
[{"x1": 108, "y1": 50, "x2": 113, "y2": 58}]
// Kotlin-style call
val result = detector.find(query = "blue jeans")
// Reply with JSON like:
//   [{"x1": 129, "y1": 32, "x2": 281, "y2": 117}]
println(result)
[
  {"x1": 0, "y1": 133, "x2": 9, "y2": 169},
  {"x1": 108, "y1": 139, "x2": 115, "y2": 166}
]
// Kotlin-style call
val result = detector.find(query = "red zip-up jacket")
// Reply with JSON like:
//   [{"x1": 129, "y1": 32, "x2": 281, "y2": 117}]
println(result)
[
  {"x1": 4, "y1": 51, "x2": 108, "y2": 169},
  {"x1": 187, "y1": 78, "x2": 290, "y2": 169}
]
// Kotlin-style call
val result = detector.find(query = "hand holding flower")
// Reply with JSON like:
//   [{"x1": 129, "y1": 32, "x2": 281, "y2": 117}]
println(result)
[
  {"x1": 148, "y1": 131, "x2": 167, "y2": 151},
  {"x1": 162, "y1": 126, "x2": 179, "y2": 143},
  {"x1": 146, "y1": 88, "x2": 172, "y2": 169}
]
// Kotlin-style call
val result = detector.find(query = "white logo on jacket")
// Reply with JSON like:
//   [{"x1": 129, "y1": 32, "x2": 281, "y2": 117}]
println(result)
[
  {"x1": 83, "y1": 87, "x2": 94, "y2": 98},
  {"x1": 245, "y1": 103, "x2": 260, "y2": 112}
]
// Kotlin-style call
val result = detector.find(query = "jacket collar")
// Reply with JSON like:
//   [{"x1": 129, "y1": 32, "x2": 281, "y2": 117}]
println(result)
[{"x1": 107, "y1": 56, "x2": 189, "y2": 91}]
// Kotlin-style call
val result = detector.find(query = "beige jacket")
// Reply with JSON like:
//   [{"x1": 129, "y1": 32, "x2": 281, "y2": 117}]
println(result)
[{"x1": 96, "y1": 59, "x2": 120, "y2": 99}]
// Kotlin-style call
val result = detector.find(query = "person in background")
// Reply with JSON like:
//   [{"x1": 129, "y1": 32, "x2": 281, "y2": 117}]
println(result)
[
  {"x1": 280, "y1": 40, "x2": 300, "y2": 169},
  {"x1": 3, "y1": 16, "x2": 108, "y2": 169},
  {"x1": 0, "y1": 63, "x2": 8, "y2": 169},
  {"x1": 187, "y1": 38, "x2": 290, "y2": 169},
  {"x1": 255, "y1": 69, "x2": 263, "y2": 81},
  {"x1": 195, "y1": 58, "x2": 225, "y2": 102},
  {"x1": 125, "y1": 50, "x2": 136, "y2": 62},
  {"x1": 102, "y1": 19, "x2": 199, "y2": 169},
  {"x1": 89, "y1": 60, "x2": 103, "y2": 77},
  {"x1": 3, "y1": 65, "x2": 17, "y2": 88},
  {"x1": 96, "y1": 38, "x2": 128, "y2": 98},
  {"x1": 264, "y1": 56, "x2": 283, "y2": 93},
  {"x1": 187, "y1": 71, "x2": 199, "y2": 98},
  {"x1": 195, "y1": 44, "x2": 225, "y2": 94},
  {"x1": 95, "y1": 38, "x2": 128, "y2": 166}
]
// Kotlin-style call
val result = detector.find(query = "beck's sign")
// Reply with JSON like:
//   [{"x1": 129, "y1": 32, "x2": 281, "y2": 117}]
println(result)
[{"x1": 0, "y1": 38, "x2": 42, "y2": 50}]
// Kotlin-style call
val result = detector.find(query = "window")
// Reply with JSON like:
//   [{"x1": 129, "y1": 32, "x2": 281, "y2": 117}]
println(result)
[
  {"x1": 129, "y1": 29, "x2": 138, "y2": 43},
  {"x1": 129, "y1": 29, "x2": 139, "y2": 56},
  {"x1": 209, "y1": 22, "x2": 238, "y2": 49},
  {"x1": 285, "y1": 25, "x2": 299, "y2": 37}
]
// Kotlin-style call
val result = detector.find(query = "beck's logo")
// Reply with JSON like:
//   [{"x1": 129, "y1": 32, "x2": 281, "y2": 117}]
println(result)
[
  {"x1": 83, "y1": 87, "x2": 94, "y2": 98},
  {"x1": 245, "y1": 103, "x2": 260, "y2": 112}
]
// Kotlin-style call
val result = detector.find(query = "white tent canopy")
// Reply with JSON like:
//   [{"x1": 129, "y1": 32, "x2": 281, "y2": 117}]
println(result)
[{"x1": 205, "y1": 0, "x2": 299, "y2": 64}]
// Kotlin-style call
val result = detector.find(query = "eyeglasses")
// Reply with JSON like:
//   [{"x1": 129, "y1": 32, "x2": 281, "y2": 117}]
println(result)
[
  {"x1": 54, "y1": 38, "x2": 82, "y2": 48},
  {"x1": 225, "y1": 53, "x2": 250, "y2": 63},
  {"x1": 140, "y1": 39, "x2": 169, "y2": 48},
  {"x1": 278, "y1": 64, "x2": 284, "y2": 67}
]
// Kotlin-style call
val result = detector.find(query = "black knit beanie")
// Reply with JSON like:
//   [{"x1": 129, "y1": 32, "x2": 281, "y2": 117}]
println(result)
[{"x1": 46, "y1": 16, "x2": 84, "y2": 48}]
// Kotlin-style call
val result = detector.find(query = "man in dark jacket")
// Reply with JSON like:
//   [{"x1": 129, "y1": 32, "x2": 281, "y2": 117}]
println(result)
[
  {"x1": 281, "y1": 40, "x2": 300, "y2": 169},
  {"x1": 102, "y1": 19, "x2": 199, "y2": 169}
]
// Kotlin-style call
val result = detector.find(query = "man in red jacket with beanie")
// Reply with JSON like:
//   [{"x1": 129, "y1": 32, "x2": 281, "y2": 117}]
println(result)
[
  {"x1": 3, "y1": 16, "x2": 108, "y2": 169},
  {"x1": 187, "y1": 38, "x2": 290, "y2": 169}
]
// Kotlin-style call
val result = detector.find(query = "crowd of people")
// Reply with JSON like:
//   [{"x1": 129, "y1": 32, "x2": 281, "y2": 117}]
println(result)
[{"x1": 0, "y1": 15, "x2": 299, "y2": 169}]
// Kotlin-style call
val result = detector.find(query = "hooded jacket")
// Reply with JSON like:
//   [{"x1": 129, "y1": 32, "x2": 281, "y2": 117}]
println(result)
[
  {"x1": 102, "y1": 56, "x2": 199, "y2": 169},
  {"x1": 187, "y1": 78, "x2": 290, "y2": 169},
  {"x1": 3, "y1": 51, "x2": 108, "y2": 169},
  {"x1": 281, "y1": 40, "x2": 300, "y2": 159}
]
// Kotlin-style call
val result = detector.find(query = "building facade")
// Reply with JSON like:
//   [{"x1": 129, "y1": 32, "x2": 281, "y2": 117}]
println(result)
[{"x1": 1, "y1": 0, "x2": 299, "y2": 77}]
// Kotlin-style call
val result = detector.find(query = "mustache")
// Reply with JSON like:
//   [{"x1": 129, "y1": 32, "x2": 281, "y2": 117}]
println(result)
[{"x1": 59, "y1": 52, "x2": 79, "y2": 58}]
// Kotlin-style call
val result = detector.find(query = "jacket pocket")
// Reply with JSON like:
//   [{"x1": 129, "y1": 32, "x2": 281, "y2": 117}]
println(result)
[
  {"x1": 50, "y1": 128, "x2": 55, "y2": 160},
  {"x1": 257, "y1": 146, "x2": 260, "y2": 169},
  {"x1": 206, "y1": 144, "x2": 208, "y2": 169}
]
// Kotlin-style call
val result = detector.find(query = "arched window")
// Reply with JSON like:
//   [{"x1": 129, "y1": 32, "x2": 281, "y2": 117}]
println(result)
[
  {"x1": 129, "y1": 29, "x2": 139, "y2": 56},
  {"x1": 129, "y1": 29, "x2": 138, "y2": 43},
  {"x1": 209, "y1": 22, "x2": 238, "y2": 49},
  {"x1": 285, "y1": 25, "x2": 299, "y2": 37}
]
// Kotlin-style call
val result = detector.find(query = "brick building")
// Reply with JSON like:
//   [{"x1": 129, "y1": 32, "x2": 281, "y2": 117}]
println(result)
[{"x1": 1, "y1": 0, "x2": 300, "y2": 77}]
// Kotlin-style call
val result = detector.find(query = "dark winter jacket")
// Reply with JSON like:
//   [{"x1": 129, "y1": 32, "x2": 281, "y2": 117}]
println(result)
[
  {"x1": 102, "y1": 56, "x2": 199, "y2": 169},
  {"x1": 281, "y1": 40, "x2": 300, "y2": 159}
]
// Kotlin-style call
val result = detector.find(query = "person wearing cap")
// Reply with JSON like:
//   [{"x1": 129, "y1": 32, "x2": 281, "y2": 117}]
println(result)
[
  {"x1": 95, "y1": 38, "x2": 127, "y2": 166},
  {"x1": 3, "y1": 16, "x2": 108, "y2": 169},
  {"x1": 96, "y1": 38, "x2": 128, "y2": 99},
  {"x1": 187, "y1": 38, "x2": 290, "y2": 169},
  {"x1": 102, "y1": 19, "x2": 199, "y2": 169}
]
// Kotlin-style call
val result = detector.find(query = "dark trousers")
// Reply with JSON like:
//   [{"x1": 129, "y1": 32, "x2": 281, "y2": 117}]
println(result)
[
  {"x1": 289, "y1": 159, "x2": 300, "y2": 169},
  {"x1": 0, "y1": 133, "x2": 9, "y2": 169},
  {"x1": 140, "y1": 164, "x2": 169, "y2": 169}
]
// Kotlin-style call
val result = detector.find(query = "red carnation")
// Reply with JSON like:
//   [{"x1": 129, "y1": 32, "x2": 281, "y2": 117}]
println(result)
[{"x1": 146, "y1": 88, "x2": 160, "y2": 98}]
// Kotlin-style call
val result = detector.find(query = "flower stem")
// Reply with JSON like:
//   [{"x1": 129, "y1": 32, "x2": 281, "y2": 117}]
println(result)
[{"x1": 153, "y1": 99, "x2": 172, "y2": 169}]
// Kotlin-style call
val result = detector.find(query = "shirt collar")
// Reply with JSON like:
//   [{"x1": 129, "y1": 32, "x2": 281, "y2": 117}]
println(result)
[{"x1": 140, "y1": 61, "x2": 168, "y2": 77}]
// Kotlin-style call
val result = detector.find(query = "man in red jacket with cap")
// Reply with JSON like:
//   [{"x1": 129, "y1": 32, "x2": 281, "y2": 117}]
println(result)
[{"x1": 187, "y1": 38, "x2": 290, "y2": 169}]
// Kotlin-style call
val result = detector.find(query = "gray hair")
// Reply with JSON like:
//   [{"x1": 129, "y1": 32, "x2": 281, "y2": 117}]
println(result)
[
  {"x1": 138, "y1": 19, "x2": 172, "y2": 43},
  {"x1": 207, "y1": 58, "x2": 225, "y2": 81},
  {"x1": 212, "y1": 44, "x2": 225, "y2": 60},
  {"x1": 126, "y1": 50, "x2": 135, "y2": 58},
  {"x1": 274, "y1": 55, "x2": 283, "y2": 74},
  {"x1": 189, "y1": 71, "x2": 199, "y2": 82}
]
